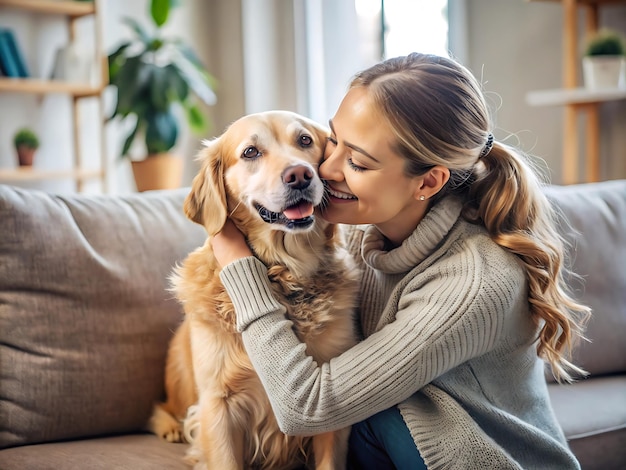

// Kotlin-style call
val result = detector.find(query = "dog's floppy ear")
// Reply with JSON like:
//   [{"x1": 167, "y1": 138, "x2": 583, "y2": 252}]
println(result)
[
  {"x1": 312, "y1": 121, "x2": 331, "y2": 159},
  {"x1": 184, "y1": 138, "x2": 228, "y2": 236}
]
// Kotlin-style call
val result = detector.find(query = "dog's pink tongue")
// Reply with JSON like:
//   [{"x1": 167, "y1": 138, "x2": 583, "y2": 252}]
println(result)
[{"x1": 283, "y1": 202, "x2": 314, "y2": 220}]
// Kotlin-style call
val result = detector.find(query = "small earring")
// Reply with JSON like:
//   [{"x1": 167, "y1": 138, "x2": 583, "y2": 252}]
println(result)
[{"x1": 419, "y1": 195, "x2": 426, "y2": 201}]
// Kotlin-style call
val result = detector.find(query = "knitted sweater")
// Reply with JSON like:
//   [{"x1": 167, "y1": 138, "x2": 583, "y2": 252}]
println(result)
[{"x1": 219, "y1": 196, "x2": 580, "y2": 470}]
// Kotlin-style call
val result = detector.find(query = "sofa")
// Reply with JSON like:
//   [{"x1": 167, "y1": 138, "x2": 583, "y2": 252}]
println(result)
[{"x1": 0, "y1": 180, "x2": 624, "y2": 469}]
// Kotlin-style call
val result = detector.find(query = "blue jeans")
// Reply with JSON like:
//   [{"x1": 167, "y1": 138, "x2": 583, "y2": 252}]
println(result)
[{"x1": 347, "y1": 406, "x2": 427, "y2": 470}]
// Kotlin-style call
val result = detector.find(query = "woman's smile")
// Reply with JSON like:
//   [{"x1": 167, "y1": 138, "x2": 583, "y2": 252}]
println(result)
[{"x1": 325, "y1": 183, "x2": 358, "y2": 202}]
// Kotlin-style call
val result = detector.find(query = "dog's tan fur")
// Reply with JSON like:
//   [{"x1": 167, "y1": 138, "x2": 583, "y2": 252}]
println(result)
[{"x1": 149, "y1": 111, "x2": 359, "y2": 470}]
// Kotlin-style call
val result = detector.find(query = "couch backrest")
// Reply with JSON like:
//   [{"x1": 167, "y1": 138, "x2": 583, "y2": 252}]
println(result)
[
  {"x1": 0, "y1": 185, "x2": 206, "y2": 449},
  {"x1": 1, "y1": 181, "x2": 624, "y2": 447},
  {"x1": 544, "y1": 179, "x2": 626, "y2": 379}
]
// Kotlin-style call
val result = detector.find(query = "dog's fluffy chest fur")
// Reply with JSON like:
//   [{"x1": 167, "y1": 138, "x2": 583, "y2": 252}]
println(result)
[{"x1": 266, "y1": 257, "x2": 359, "y2": 363}]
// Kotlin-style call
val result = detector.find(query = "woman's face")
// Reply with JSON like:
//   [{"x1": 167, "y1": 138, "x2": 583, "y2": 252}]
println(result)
[{"x1": 320, "y1": 87, "x2": 427, "y2": 245}]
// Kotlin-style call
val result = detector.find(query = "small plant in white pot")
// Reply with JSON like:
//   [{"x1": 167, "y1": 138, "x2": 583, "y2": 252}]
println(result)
[{"x1": 582, "y1": 28, "x2": 626, "y2": 90}]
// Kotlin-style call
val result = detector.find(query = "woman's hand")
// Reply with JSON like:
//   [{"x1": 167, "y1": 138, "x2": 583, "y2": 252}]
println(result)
[{"x1": 210, "y1": 219, "x2": 254, "y2": 267}]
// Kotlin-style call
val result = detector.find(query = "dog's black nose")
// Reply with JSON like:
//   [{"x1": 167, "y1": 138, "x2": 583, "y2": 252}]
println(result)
[{"x1": 282, "y1": 165, "x2": 313, "y2": 190}]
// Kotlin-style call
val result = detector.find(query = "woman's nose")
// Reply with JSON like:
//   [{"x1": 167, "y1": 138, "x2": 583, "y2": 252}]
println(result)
[{"x1": 320, "y1": 146, "x2": 343, "y2": 181}]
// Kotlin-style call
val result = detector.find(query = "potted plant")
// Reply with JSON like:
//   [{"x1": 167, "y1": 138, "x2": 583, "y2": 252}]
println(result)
[
  {"x1": 582, "y1": 28, "x2": 626, "y2": 90},
  {"x1": 107, "y1": 0, "x2": 217, "y2": 191},
  {"x1": 13, "y1": 128, "x2": 39, "y2": 167}
]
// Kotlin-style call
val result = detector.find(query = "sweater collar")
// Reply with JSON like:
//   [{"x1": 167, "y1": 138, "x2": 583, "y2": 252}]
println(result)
[{"x1": 361, "y1": 196, "x2": 463, "y2": 273}]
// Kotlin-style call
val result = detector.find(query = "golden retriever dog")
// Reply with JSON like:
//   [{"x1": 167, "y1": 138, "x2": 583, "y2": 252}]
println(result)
[{"x1": 149, "y1": 111, "x2": 359, "y2": 470}]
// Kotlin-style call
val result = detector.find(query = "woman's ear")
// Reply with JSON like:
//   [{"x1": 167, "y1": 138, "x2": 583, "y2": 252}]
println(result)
[{"x1": 415, "y1": 165, "x2": 450, "y2": 200}]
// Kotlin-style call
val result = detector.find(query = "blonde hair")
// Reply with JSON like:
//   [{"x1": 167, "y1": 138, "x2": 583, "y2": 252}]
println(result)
[{"x1": 351, "y1": 53, "x2": 590, "y2": 382}]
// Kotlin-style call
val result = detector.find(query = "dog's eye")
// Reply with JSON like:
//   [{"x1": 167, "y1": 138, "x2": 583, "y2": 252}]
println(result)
[
  {"x1": 242, "y1": 146, "x2": 261, "y2": 159},
  {"x1": 298, "y1": 134, "x2": 313, "y2": 147}
]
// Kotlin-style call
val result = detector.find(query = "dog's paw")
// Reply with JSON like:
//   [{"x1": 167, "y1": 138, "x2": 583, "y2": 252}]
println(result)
[
  {"x1": 149, "y1": 406, "x2": 186, "y2": 443},
  {"x1": 163, "y1": 425, "x2": 185, "y2": 443}
]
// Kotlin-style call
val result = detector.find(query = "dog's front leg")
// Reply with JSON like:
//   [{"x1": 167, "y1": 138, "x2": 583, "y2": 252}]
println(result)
[
  {"x1": 312, "y1": 427, "x2": 350, "y2": 470},
  {"x1": 195, "y1": 393, "x2": 245, "y2": 470},
  {"x1": 189, "y1": 322, "x2": 245, "y2": 469}
]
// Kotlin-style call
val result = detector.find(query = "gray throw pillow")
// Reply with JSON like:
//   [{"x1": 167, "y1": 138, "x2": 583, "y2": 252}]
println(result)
[
  {"x1": 545, "y1": 180, "x2": 626, "y2": 378},
  {"x1": 0, "y1": 185, "x2": 205, "y2": 449}
]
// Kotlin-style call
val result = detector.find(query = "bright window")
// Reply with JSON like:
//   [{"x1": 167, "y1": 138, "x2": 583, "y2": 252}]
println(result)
[{"x1": 355, "y1": 0, "x2": 449, "y2": 60}]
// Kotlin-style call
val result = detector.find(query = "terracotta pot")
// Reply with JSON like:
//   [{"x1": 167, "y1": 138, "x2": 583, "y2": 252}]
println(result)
[
  {"x1": 16, "y1": 145, "x2": 36, "y2": 167},
  {"x1": 131, "y1": 153, "x2": 183, "y2": 192}
]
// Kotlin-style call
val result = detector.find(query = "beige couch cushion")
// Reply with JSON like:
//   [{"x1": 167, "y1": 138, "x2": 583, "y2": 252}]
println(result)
[
  {"x1": 0, "y1": 186, "x2": 205, "y2": 449},
  {"x1": 548, "y1": 376, "x2": 626, "y2": 469},
  {"x1": 0, "y1": 434, "x2": 188, "y2": 470}
]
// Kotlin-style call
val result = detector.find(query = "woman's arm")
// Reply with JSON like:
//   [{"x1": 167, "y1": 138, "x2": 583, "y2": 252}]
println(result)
[{"x1": 218, "y1": 249, "x2": 512, "y2": 436}]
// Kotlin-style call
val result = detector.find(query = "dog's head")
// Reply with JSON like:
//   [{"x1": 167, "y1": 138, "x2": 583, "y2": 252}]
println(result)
[{"x1": 185, "y1": 111, "x2": 329, "y2": 238}]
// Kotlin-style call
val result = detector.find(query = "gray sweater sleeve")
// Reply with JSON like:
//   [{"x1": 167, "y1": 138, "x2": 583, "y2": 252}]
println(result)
[{"x1": 219, "y1": 252, "x2": 510, "y2": 436}]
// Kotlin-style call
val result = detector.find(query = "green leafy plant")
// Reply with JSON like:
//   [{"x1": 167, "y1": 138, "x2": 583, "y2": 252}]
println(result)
[
  {"x1": 107, "y1": 0, "x2": 217, "y2": 158},
  {"x1": 13, "y1": 128, "x2": 40, "y2": 150},
  {"x1": 584, "y1": 28, "x2": 626, "y2": 56}
]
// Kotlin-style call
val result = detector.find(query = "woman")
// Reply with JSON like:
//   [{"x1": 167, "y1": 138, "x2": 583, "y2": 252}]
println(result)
[{"x1": 212, "y1": 53, "x2": 590, "y2": 469}]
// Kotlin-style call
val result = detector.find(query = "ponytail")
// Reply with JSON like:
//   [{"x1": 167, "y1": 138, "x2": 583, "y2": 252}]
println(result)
[{"x1": 464, "y1": 142, "x2": 591, "y2": 382}]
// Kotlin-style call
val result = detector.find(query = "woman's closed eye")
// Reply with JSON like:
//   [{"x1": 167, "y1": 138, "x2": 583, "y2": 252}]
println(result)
[
  {"x1": 347, "y1": 158, "x2": 367, "y2": 172},
  {"x1": 327, "y1": 134, "x2": 368, "y2": 171}
]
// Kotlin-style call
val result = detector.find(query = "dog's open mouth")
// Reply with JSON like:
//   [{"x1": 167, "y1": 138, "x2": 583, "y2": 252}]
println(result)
[{"x1": 255, "y1": 200, "x2": 315, "y2": 229}]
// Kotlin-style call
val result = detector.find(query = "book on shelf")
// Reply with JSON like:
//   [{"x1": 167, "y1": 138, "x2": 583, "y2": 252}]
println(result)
[
  {"x1": 0, "y1": 28, "x2": 29, "y2": 78},
  {"x1": 0, "y1": 57, "x2": 5, "y2": 77},
  {"x1": 0, "y1": 31, "x2": 19, "y2": 77}
]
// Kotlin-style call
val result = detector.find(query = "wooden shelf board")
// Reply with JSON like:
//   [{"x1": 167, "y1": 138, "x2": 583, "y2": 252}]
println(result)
[
  {"x1": 0, "y1": 78, "x2": 103, "y2": 97},
  {"x1": 0, "y1": 0, "x2": 95, "y2": 18},
  {"x1": 526, "y1": 87, "x2": 626, "y2": 106},
  {"x1": 0, "y1": 167, "x2": 103, "y2": 182},
  {"x1": 526, "y1": 0, "x2": 626, "y2": 5}
]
